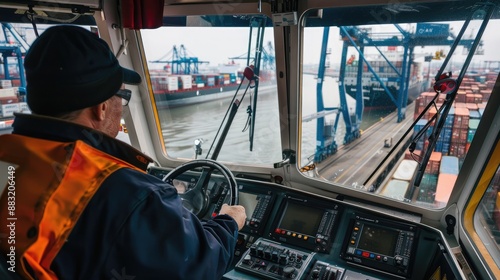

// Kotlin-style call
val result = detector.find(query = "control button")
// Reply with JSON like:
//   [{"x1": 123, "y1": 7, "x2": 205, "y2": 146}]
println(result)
[
  {"x1": 242, "y1": 254, "x2": 253, "y2": 265},
  {"x1": 264, "y1": 248, "x2": 272, "y2": 260},
  {"x1": 271, "y1": 251, "x2": 279, "y2": 262},
  {"x1": 257, "y1": 247, "x2": 264, "y2": 258},
  {"x1": 279, "y1": 254, "x2": 288, "y2": 265},
  {"x1": 249, "y1": 245, "x2": 257, "y2": 256},
  {"x1": 311, "y1": 269, "x2": 320, "y2": 279},
  {"x1": 283, "y1": 266, "x2": 296, "y2": 279}
]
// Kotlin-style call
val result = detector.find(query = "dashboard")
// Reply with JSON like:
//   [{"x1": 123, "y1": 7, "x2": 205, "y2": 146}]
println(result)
[{"x1": 148, "y1": 167, "x2": 462, "y2": 280}]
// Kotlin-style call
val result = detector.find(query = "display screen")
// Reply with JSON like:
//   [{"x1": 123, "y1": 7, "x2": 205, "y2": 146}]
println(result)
[
  {"x1": 357, "y1": 224, "x2": 398, "y2": 256},
  {"x1": 278, "y1": 201, "x2": 323, "y2": 236},
  {"x1": 239, "y1": 192, "x2": 259, "y2": 220}
]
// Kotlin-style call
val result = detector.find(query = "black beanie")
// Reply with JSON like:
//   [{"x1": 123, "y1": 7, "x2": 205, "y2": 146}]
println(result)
[{"x1": 24, "y1": 25, "x2": 141, "y2": 115}]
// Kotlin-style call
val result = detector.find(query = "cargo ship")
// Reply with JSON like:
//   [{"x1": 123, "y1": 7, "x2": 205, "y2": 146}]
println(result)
[
  {"x1": 342, "y1": 53, "x2": 428, "y2": 110},
  {"x1": 150, "y1": 63, "x2": 275, "y2": 108}
]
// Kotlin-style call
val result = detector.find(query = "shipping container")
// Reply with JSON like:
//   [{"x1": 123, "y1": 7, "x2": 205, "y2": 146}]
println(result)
[
  {"x1": 1, "y1": 103, "x2": 20, "y2": 117},
  {"x1": 425, "y1": 151, "x2": 442, "y2": 174},
  {"x1": 380, "y1": 179, "x2": 409, "y2": 201},
  {"x1": 0, "y1": 79, "x2": 12, "y2": 89},
  {"x1": 393, "y1": 160, "x2": 418, "y2": 181},
  {"x1": 469, "y1": 110, "x2": 481, "y2": 119},
  {"x1": 435, "y1": 173, "x2": 458, "y2": 207},
  {"x1": 180, "y1": 75, "x2": 192, "y2": 89},
  {"x1": 0, "y1": 87, "x2": 17, "y2": 98},
  {"x1": 440, "y1": 156, "x2": 459, "y2": 175},
  {"x1": 468, "y1": 119, "x2": 480, "y2": 143},
  {"x1": 415, "y1": 23, "x2": 450, "y2": 38},
  {"x1": 416, "y1": 174, "x2": 438, "y2": 203},
  {"x1": 453, "y1": 107, "x2": 470, "y2": 129}
]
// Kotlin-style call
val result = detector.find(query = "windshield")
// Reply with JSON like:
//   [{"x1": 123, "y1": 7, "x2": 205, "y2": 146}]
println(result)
[
  {"x1": 141, "y1": 15, "x2": 281, "y2": 166},
  {"x1": 141, "y1": 4, "x2": 499, "y2": 210},
  {"x1": 300, "y1": 4, "x2": 500, "y2": 209}
]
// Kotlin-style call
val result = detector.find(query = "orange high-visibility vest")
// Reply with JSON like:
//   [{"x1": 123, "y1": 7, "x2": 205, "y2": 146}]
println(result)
[{"x1": 0, "y1": 134, "x2": 143, "y2": 280}]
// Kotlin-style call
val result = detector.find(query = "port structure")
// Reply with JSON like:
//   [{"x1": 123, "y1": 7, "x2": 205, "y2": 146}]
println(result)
[
  {"x1": 311, "y1": 23, "x2": 479, "y2": 163},
  {"x1": 0, "y1": 23, "x2": 28, "y2": 89},
  {"x1": 228, "y1": 40, "x2": 276, "y2": 71},
  {"x1": 150, "y1": 44, "x2": 209, "y2": 75}
]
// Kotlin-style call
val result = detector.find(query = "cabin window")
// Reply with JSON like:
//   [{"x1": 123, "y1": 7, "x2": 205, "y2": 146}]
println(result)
[
  {"x1": 466, "y1": 138, "x2": 500, "y2": 276},
  {"x1": 141, "y1": 15, "x2": 281, "y2": 165},
  {"x1": 299, "y1": 5, "x2": 500, "y2": 209}
]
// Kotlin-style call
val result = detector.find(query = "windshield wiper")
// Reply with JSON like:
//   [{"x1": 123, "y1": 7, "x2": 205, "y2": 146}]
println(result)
[
  {"x1": 412, "y1": 3, "x2": 494, "y2": 186},
  {"x1": 205, "y1": 66, "x2": 257, "y2": 160},
  {"x1": 364, "y1": 3, "x2": 495, "y2": 191}
]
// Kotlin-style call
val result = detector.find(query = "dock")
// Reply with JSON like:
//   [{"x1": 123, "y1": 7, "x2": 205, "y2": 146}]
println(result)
[{"x1": 315, "y1": 102, "x2": 416, "y2": 191}]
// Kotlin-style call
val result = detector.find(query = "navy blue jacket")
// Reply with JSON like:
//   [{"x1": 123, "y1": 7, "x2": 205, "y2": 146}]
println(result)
[{"x1": 12, "y1": 114, "x2": 239, "y2": 279}]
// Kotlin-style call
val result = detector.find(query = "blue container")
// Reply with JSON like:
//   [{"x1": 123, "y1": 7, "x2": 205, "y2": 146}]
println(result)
[
  {"x1": 469, "y1": 110, "x2": 481, "y2": 119},
  {"x1": 416, "y1": 23, "x2": 450, "y2": 38},
  {"x1": 440, "y1": 156, "x2": 459, "y2": 175}
]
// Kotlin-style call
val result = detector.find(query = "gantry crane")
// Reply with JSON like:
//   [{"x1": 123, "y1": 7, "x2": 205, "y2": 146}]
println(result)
[
  {"x1": 150, "y1": 44, "x2": 209, "y2": 74},
  {"x1": 312, "y1": 23, "x2": 479, "y2": 163},
  {"x1": 0, "y1": 23, "x2": 29, "y2": 89}
]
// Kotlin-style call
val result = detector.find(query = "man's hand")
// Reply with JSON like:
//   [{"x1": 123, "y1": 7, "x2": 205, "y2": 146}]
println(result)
[{"x1": 219, "y1": 204, "x2": 246, "y2": 230}]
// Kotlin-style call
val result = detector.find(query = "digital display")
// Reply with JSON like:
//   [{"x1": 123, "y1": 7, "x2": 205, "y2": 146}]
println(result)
[
  {"x1": 239, "y1": 192, "x2": 259, "y2": 221},
  {"x1": 357, "y1": 224, "x2": 398, "y2": 256},
  {"x1": 278, "y1": 201, "x2": 323, "y2": 236}
]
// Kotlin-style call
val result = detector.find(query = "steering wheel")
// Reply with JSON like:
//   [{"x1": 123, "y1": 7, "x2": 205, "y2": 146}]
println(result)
[{"x1": 162, "y1": 159, "x2": 238, "y2": 219}]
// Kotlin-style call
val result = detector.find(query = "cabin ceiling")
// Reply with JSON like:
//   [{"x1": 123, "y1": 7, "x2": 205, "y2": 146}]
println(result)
[
  {"x1": 0, "y1": 0, "x2": 498, "y2": 26},
  {"x1": 305, "y1": 0, "x2": 500, "y2": 26}
]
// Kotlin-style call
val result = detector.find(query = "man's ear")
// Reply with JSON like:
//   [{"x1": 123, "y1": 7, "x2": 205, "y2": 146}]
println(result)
[{"x1": 92, "y1": 102, "x2": 107, "y2": 121}]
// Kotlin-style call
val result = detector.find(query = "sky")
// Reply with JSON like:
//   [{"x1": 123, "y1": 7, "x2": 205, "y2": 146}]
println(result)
[
  {"x1": 6, "y1": 17, "x2": 500, "y2": 73},
  {"x1": 139, "y1": 19, "x2": 500, "y2": 72}
]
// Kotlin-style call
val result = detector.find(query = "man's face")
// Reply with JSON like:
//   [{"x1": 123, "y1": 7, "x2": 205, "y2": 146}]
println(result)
[{"x1": 101, "y1": 95, "x2": 123, "y2": 138}]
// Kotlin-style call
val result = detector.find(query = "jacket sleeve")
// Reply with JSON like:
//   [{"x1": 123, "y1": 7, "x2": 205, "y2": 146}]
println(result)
[{"x1": 104, "y1": 180, "x2": 239, "y2": 280}]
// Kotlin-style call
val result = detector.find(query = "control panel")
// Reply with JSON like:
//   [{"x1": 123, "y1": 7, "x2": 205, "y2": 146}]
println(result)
[
  {"x1": 269, "y1": 195, "x2": 341, "y2": 252},
  {"x1": 340, "y1": 213, "x2": 418, "y2": 278},
  {"x1": 304, "y1": 261, "x2": 344, "y2": 280},
  {"x1": 238, "y1": 187, "x2": 275, "y2": 235},
  {"x1": 235, "y1": 238, "x2": 315, "y2": 279}
]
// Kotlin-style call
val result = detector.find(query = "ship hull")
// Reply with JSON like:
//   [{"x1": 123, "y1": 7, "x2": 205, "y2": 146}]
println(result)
[
  {"x1": 154, "y1": 83, "x2": 276, "y2": 108},
  {"x1": 345, "y1": 80, "x2": 429, "y2": 110},
  {"x1": 154, "y1": 84, "x2": 241, "y2": 108}
]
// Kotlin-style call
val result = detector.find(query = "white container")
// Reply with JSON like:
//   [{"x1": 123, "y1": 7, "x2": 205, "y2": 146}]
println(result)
[
  {"x1": 380, "y1": 179, "x2": 409, "y2": 201},
  {"x1": 0, "y1": 80, "x2": 12, "y2": 89},
  {"x1": 1, "y1": 103, "x2": 20, "y2": 117},
  {"x1": 180, "y1": 75, "x2": 192, "y2": 89},
  {"x1": 18, "y1": 102, "x2": 30, "y2": 113},
  {"x1": 393, "y1": 160, "x2": 418, "y2": 181},
  {"x1": 0, "y1": 87, "x2": 17, "y2": 98},
  {"x1": 167, "y1": 76, "x2": 178, "y2": 91}
]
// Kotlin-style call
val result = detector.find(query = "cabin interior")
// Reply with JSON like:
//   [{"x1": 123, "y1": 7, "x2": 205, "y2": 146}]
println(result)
[{"x1": 1, "y1": 0, "x2": 500, "y2": 279}]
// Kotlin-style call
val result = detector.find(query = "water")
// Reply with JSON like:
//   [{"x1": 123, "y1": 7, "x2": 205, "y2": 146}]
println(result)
[{"x1": 158, "y1": 75, "x2": 392, "y2": 166}]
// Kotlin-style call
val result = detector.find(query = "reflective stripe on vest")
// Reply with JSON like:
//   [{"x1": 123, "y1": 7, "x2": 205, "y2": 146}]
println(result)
[{"x1": 0, "y1": 134, "x2": 142, "y2": 279}]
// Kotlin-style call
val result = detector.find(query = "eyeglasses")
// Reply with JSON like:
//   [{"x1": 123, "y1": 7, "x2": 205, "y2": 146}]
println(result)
[{"x1": 115, "y1": 89, "x2": 132, "y2": 106}]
